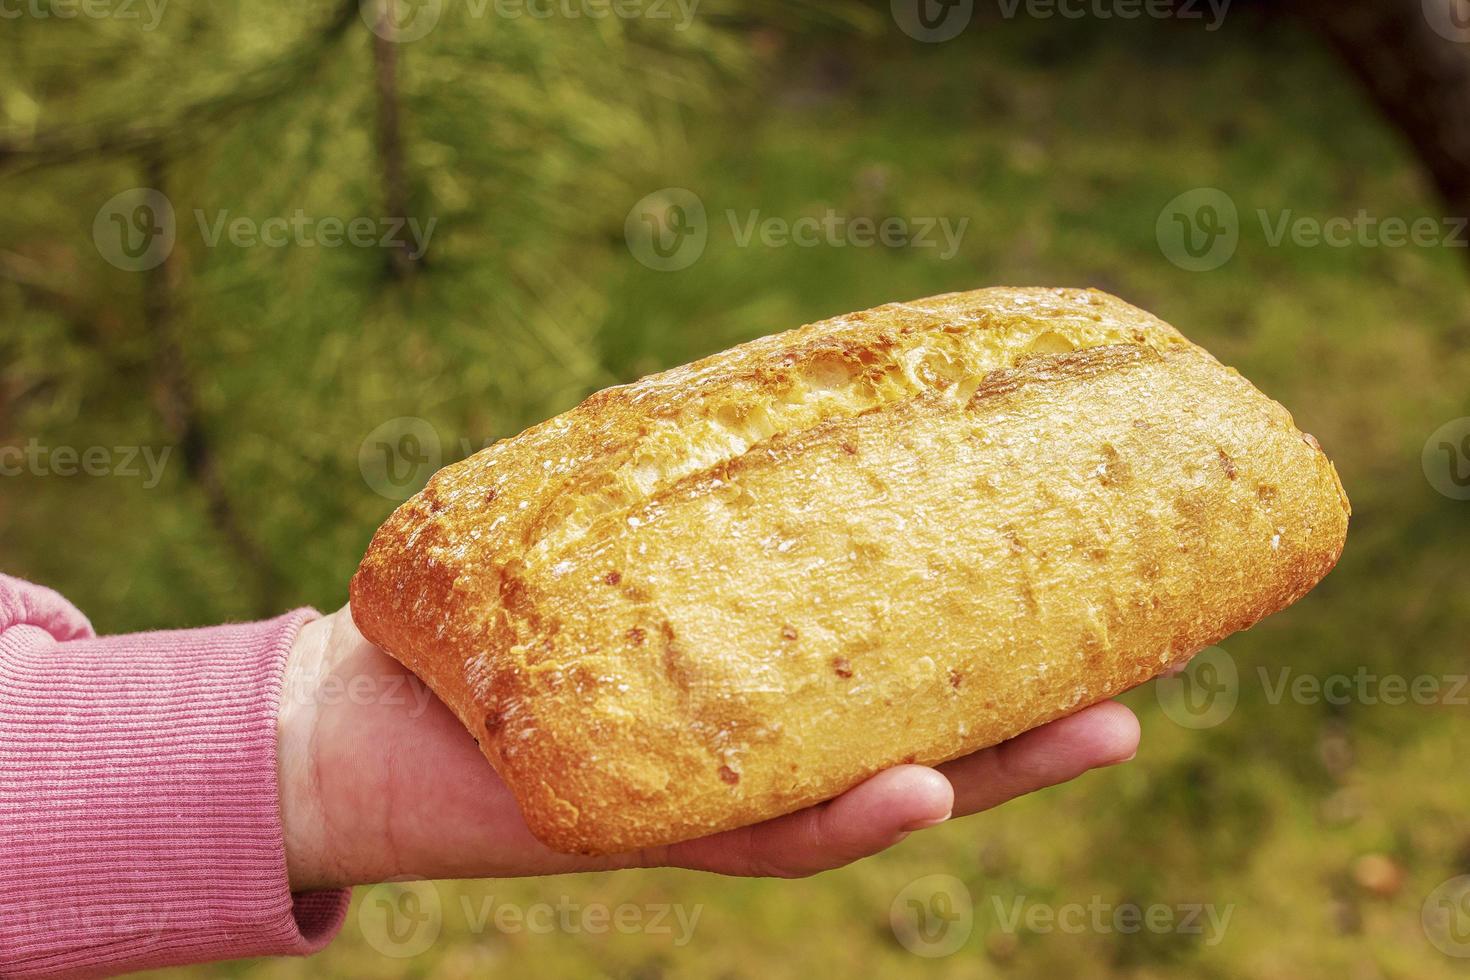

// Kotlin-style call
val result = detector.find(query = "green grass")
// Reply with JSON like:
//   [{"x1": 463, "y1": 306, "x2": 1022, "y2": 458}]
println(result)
[{"x1": 7, "y1": 8, "x2": 1470, "y2": 979}]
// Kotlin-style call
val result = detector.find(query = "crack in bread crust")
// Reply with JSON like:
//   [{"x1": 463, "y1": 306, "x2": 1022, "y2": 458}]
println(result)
[
  {"x1": 506, "y1": 289, "x2": 1192, "y2": 563},
  {"x1": 602, "y1": 343, "x2": 1169, "y2": 547}
]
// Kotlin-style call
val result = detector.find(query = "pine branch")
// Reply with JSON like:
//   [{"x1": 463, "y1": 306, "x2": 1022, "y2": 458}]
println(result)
[
  {"x1": 140, "y1": 154, "x2": 283, "y2": 615},
  {"x1": 0, "y1": 0, "x2": 360, "y2": 174}
]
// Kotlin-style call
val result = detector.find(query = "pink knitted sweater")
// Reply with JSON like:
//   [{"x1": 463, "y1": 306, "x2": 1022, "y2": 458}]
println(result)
[{"x1": 0, "y1": 573, "x2": 350, "y2": 977}]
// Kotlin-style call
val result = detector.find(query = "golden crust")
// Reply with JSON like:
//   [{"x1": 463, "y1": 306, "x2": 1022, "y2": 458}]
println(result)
[{"x1": 350, "y1": 287, "x2": 1350, "y2": 854}]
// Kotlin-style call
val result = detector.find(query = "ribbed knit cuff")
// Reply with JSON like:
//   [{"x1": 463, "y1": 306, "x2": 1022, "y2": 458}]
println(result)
[{"x1": 0, "y1": 605, "x2": 351, "y2": 978}]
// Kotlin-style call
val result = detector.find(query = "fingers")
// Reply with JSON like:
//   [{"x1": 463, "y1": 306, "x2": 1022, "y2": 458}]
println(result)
[
  {"x1": 658, "y1": 701, "x2": 1139, "y2": 878},
  {"x1": 662, "y1": 765, "x2": 954, "y2": 878},
  {"x1": 938, "y1": 700, "x2": 1140, "y2": 818}
]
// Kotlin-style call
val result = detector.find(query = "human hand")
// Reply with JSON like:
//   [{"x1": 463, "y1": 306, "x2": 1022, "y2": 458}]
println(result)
[{"x1": 277, "y1": 606, "x2": 1140, "y2": 891}]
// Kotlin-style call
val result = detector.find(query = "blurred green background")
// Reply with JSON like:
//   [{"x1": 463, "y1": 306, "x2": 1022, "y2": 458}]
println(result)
[{"x1": 5, "y1": 1, "x2": 1470, "y2": 977}]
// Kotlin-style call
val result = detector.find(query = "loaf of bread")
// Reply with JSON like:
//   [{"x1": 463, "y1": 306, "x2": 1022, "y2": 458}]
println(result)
[{"x1": 350, "y1": 287, "x2": 1349, "y2": 854}]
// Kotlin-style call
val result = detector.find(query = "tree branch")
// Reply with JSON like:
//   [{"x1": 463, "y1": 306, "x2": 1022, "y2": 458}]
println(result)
[
  {"x1": 0, "y1": 0, "x2": 360, "y2": 174},
  {"x1": 370, "y1": 0, "x2": 420, "y2": 278},
  {"x1": 141, "y1": 154, "x2": 282, "y2": 615},
  {"x1": 1291, "y1": 0, "x2": 1470, "y2": 228}
]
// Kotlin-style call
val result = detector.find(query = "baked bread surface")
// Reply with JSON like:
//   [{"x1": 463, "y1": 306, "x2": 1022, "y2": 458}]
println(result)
[{"x1": 350, "y1": 287, "x2": 1350, "y2": 854}]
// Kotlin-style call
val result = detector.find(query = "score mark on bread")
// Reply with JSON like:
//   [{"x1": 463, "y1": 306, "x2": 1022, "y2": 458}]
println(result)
[{"x1": 350, "y1": 287, "x2": 1350, "y2": 854}]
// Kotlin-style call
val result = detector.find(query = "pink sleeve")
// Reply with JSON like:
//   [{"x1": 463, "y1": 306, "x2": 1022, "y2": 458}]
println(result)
[{"x1": 0, "y1": 574, "x2": 351, "y2": 978}]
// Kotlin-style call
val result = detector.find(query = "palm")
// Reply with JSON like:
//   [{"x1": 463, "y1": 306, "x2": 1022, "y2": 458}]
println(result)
[{"x1": 279, "y1": 609, "x2": 1140, "y2": 891}]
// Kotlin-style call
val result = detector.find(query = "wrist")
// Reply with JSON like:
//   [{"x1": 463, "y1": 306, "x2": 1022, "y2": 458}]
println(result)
[{"x1": 278, "y1": 612, "x2": 337, "y2": 891}]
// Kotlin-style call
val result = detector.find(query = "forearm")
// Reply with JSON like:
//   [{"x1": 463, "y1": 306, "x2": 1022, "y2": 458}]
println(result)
[{"x1": 0, "y1": 574, "x2": 349, "y2": 979}]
